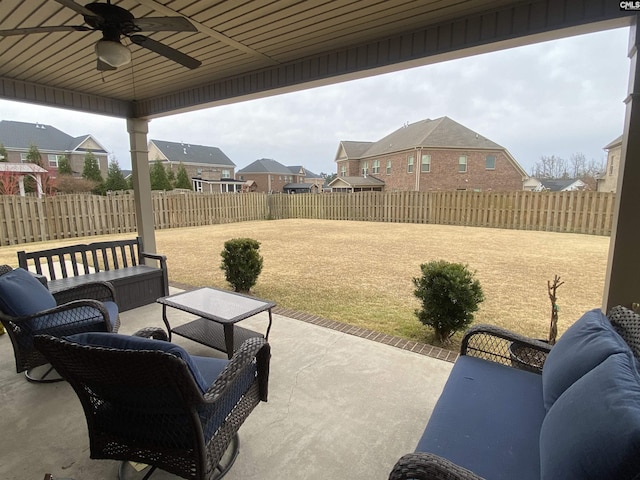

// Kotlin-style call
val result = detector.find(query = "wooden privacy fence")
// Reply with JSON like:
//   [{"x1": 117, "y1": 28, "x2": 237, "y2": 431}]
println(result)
[{"x1": 0, "y1": 190, "x2": 616, "y2": 246}]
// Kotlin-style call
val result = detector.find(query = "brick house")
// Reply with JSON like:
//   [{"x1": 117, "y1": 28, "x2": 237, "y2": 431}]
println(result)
[
  {"x1": 597, "y1": 135, "x2": 622, "y2": 193},
  {"x1": 237, "y1": 159, "x2": 308, "y2": 193},
  {"x1": 332, "y1": 117, "x2": 527, "y2": 192},
  {"x1": 0, "y1": 120, "x2": 109, "y2": 177},
  {"x1": 148, "y1": 139, "x2": 243, "y2": 192}
]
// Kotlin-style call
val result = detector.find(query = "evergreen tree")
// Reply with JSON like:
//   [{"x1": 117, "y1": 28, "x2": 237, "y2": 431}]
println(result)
[
  {"x1": 26, "y1": 144, "x2": 44, "y2": 167},
  {"x1": 104, "y1": 159, "x2": 128, "y2": 192},
  {"x1": 57, "y1": 155, "x2": 73, "y2": 175},
  {"x1": 150, "y1": 160, "x2": 172, "y2": 191},
  {"x1": 82, "y1": 152, "x2": 103, "y2": 182},
  {"x1": 166, "y1": 167, "x2": 176, "y2": 186},
  {"x1": 174, "y1": 163, "x2": 192, "y2": 190},
  {"x1": 0, "y1": 143, "x2": 7, "y2": 162},
  {"x1": 82, "y1": 151, "x2": 104, "y2": 194}
]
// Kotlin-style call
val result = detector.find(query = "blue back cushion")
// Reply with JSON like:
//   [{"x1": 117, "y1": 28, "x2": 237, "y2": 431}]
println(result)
[
  {"x1": 66, "y1": 332, "x2": 212, "y2": 393},
  {"x1": 542, "y1": 308, "x2": 630, "y2": 410},
  {"x1": 540, "y1": 351, "x2": 640, "y2": 479},
  {"x1": 0, "y1": 268, "x2": 56, "y2": 316}
]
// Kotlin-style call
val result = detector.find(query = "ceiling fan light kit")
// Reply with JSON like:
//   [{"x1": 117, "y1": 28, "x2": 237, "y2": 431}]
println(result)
[
  {"x1": 95, "y1": 39, "x2": 131, "y2": 67},
  {"x1": 0, "y1": 0, "x2": 201, "y2": 71}
]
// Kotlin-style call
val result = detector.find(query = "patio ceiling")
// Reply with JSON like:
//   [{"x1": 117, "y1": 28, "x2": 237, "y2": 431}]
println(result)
[{"x1": 0, "y1": 0, "x2": 635, "y2": 119}]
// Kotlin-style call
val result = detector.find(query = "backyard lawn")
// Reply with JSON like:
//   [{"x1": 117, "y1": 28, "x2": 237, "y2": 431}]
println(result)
[{"x1": 0, "y1": 219, "x2": 610, "y2": 349}]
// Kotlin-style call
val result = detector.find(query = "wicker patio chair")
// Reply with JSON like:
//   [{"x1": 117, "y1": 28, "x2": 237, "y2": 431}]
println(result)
[
  {"x1": 0, "y1": 265, "x2": 119, "y2": 382},
  {"x1": 33, "y1": 329, "x2": 271, "y2": 480}
]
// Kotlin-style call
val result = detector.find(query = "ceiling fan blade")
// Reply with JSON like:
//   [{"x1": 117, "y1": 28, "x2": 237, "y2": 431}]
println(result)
[
  {"x1": 0, "y1": 25, "x2": 91, "y2": 36},
  {"x1": 53, "y1": 0, "x2": 100, "y2": 19},
  {"x1": 97, "y1": 58, "x2": 117, "y2": 71},
  {"x1": 133, "y1": 17, "x2": 197, "y2": 32},
  {"x1": 129, "y1": 34, "x2": 201, "y2": 69}
]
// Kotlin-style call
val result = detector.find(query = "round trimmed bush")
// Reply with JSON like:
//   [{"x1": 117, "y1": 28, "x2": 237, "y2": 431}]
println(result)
[
  {"x1": 413, "y1": 260, "x2": 484, "y2": 344},
  {"x1": 220, "y1": 238, "x2": 264, "y2": 293}
]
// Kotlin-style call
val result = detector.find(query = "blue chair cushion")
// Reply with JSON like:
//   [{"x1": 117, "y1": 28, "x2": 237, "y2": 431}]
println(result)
[
  {"x1": 540, "y1": 351, "x2": 640, "y2": 480},
  {"x1": 66, "y1": 332, "x2": 226, "y2": 393},
  {"x1": 103, "y1": 301, "x2": 119, "y2": 331},
  {"x1": 0, "y1": 267, "x2": 56, "y2": 317},
  {"x1": 542, "y1": 308, "x2": 630, "y2": 410},
  {"x1": 415, "y1": 355, "x2": 546, "y2": 480}
]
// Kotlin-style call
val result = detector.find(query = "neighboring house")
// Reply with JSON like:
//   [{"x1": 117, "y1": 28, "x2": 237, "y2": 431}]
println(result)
[
  {"x1": 148, "y1": 139, "x2": 243, "y2": 193},
  {"x1": 237, "y1": 158, "x2": 307, "y2": 193},
  {"x1": 0, "y1": 120, "x2": 109, "y2": 177},
  {"x1": 524, "y1": 177, "x2": 587, "y2": 192},
  {"x1": 333, "y1": 117, "x2": 527, "y2": 192},
  {"x1": 597, "y1": 135, "x2": 622, "y2": 193},
  {"x1": 301, "y1": 168, "x2": 325, "y2": 191}
]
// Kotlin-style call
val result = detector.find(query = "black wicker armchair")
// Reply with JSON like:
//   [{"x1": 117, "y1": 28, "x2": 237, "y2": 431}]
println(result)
[
  {"x1": 33, "y1": 329, "x2": 271, "y2": 480},
  {"x1": 0, "y1": 265, "x2": 120, "y2": 382}
]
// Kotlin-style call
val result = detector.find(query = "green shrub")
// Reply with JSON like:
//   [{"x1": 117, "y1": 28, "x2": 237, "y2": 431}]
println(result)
[
  {"x1": 220, "y1": 238, "x2": 264, "y2": 293},
  {"x1": 413, "y1": 260, "x2": 484, "y2": 344}
]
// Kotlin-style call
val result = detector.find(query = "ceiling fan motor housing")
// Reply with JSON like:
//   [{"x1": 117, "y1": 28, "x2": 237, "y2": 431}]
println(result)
[{"x1": 84, "y1": 2, "x2": 139, "y2": 40}]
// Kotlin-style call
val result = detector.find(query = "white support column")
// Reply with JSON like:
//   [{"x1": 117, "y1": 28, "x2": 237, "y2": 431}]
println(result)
[
  {"x1": 603, "y1": 16, "x2": 640, "y2": 311},
  {"x1": 127, "y1": 118, "x2": 157, "y2": 255}
]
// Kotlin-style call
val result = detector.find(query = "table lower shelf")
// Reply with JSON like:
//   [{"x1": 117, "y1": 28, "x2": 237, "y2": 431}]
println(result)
[{"x1": 171, "y1": 317, "x2": 263, "y2": 355}]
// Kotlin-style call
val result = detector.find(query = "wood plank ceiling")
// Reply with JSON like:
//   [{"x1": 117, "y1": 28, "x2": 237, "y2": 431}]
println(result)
[{"x1": 0, "y1": 0, "x2": 635, "y2": 119}]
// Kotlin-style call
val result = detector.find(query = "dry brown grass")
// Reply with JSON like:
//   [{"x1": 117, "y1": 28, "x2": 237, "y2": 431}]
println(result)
[{"x1": 0, "y1": 219, "x2": 610, "y2": 349}]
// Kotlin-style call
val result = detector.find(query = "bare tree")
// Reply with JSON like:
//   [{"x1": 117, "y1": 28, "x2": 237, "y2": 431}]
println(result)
[{"x1": 531, "y1": 155, "x2": 569, "y2": 179}]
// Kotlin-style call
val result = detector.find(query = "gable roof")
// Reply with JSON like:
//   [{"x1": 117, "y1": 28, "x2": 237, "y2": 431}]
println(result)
[
  {"x1": 361, "y1": 117, "x2": 504, "y2": 158},
  {"x1": 538, "y1": 178, "x2": 586, "y2": 191},
  {"x1": 339, "y1": 141, "x2": 374, "y2": 159},
  {"x1": 149, "y1": 139, "x2": 235, "y2": 166},
  {"x1": 0, "y1": 120, "x2": 107, "y2": 153},
  {"x1": 303, "y1": 169, "x2": 323, "y2": 179},
  {"x1": 604, "y1": 135, "x2": 623, "y2": 150},
  {"x1": 238, "y1": 158, "x2": 293, "y2": 174},
  {"x1": 328, "y1": 176, "x2": 385, "y2": 188},
  {"x1": 288, "y1": 165, "x2": 306, "y2": 176}
]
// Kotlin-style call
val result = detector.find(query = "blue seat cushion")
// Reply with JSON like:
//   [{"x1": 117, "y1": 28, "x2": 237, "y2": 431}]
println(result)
[
  {"x1": 416, "y1": 355, "x2": 545, "y2": 480},
  {"x1": 103, "y1": 301, "x2": 119, "y2": 331},
  {"x1": 66, "y1": 332, "x2": 226, "y2": 393},
  {"x1": 0, "y1": 267, "x2": 56, "y2": 316},
  {"x1": 540, "y1": 351, "x2": 640, "y2": 480},
  {"x1": 542, "y1": 308, "x2": 630, "y2": 410}
]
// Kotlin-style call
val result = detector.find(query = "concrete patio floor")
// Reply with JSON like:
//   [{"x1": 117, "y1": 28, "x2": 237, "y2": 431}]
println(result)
[{"x1": 0, "y1": 288, "x2": 453, "y2": 480}]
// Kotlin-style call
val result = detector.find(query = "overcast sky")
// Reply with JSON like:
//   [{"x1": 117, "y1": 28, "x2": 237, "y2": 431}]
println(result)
[{"x1": 0, "y1": 26, "x2": 631, "y2": 176}]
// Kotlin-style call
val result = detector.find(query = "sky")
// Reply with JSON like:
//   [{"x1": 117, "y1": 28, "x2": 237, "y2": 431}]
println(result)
[{"x1": 0, "y1": 26, "x2": 631, "y2": 176}]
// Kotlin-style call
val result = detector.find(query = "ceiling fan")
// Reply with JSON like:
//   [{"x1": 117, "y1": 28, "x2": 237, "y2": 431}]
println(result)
[{"x1": 0, "y1": 0, "x2": 201, "y2": 71}]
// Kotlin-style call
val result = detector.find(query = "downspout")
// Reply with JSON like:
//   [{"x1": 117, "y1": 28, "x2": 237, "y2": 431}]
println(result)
[{"x1": 415, "y1": 147, "x2": 421, "y2": 191}]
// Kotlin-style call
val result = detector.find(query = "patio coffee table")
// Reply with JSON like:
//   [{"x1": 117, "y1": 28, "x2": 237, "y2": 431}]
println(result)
[{"x1": 157, "y1": 287, "x2": 275, "y2": 359}]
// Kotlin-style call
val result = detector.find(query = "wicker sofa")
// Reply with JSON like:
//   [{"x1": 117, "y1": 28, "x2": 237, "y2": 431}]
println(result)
[{"x1": 389, "y1": 306, "x2": 640, "y2": 480}]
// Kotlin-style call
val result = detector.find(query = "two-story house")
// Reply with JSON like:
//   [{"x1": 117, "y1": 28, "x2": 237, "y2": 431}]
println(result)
[
  {"x1": 331, "y1": 117, "x2": 527, "y2": 192},
  {"x1": 597, "y1": 135, "x2": 622, "y2": 193},
  {"x1": 148, "y1": 139, "x2": 243, "y2": 193},
  {"x1": 0, "y1": 120, "x2": 109, "y2": 177},
  {"x1": 237, "y1": 159, "x2": 309, "y2": 193}
]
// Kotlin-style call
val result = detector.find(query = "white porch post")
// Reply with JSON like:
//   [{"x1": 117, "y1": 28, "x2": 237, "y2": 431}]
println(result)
[
  {"x1": 127, "y1": 118, "x2": 157, "y2": 255},
  {"x1": 603, "y1": 16, "x2": 640, "y2": 311}
]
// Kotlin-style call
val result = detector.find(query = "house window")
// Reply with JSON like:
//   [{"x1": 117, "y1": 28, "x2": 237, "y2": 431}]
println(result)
[
  {"x1": 458, "y1": 156, "x2": 467, "y2": 173},
  {"x1": 20, "y1": 153, "x2": 28, "y2": 163},
  {"x1": 193, "y1": 180, "x2": 203, "y2": 192},
  {"x1": 340, "y1": 165, "x2": 346, "y2": 176},
  {"x1": 372, "y1": 160, "x2": 380, "y2": 174},
  {"x1": 421, "y1": 155, "x2": 431, "y2": 173},
  {"x1": 485, "y1": 155, "x2": 496, "y2": 170},
  {"x1": 221, "y1": 169, "x2": 231, "y2": 179},
  {"x1": 362, "y1": 161, "x2": 368, "y2": 176},
  {"x1": 386, "y1": 160, "x2": 392, "y2": 175},
  {"x1": 48, "y1": 154, "x2": 65, "y2": 168},
  {"x1": 407, "y1": 155, "x2": 414, "y2": 173},
  {"x1": 610, "y1": 157, "x2": 615, "y2": 175}
]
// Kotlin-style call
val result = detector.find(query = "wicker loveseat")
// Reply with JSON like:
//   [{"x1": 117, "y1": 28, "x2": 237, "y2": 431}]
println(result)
[{"x1": 389, "y1": 306, "x2": 640, "y2": 480}]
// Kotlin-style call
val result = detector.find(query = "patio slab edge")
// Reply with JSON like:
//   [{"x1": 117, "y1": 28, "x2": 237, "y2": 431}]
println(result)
[{"x1": 169, "y1": 282, "x2": 459, "y2": 364}]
